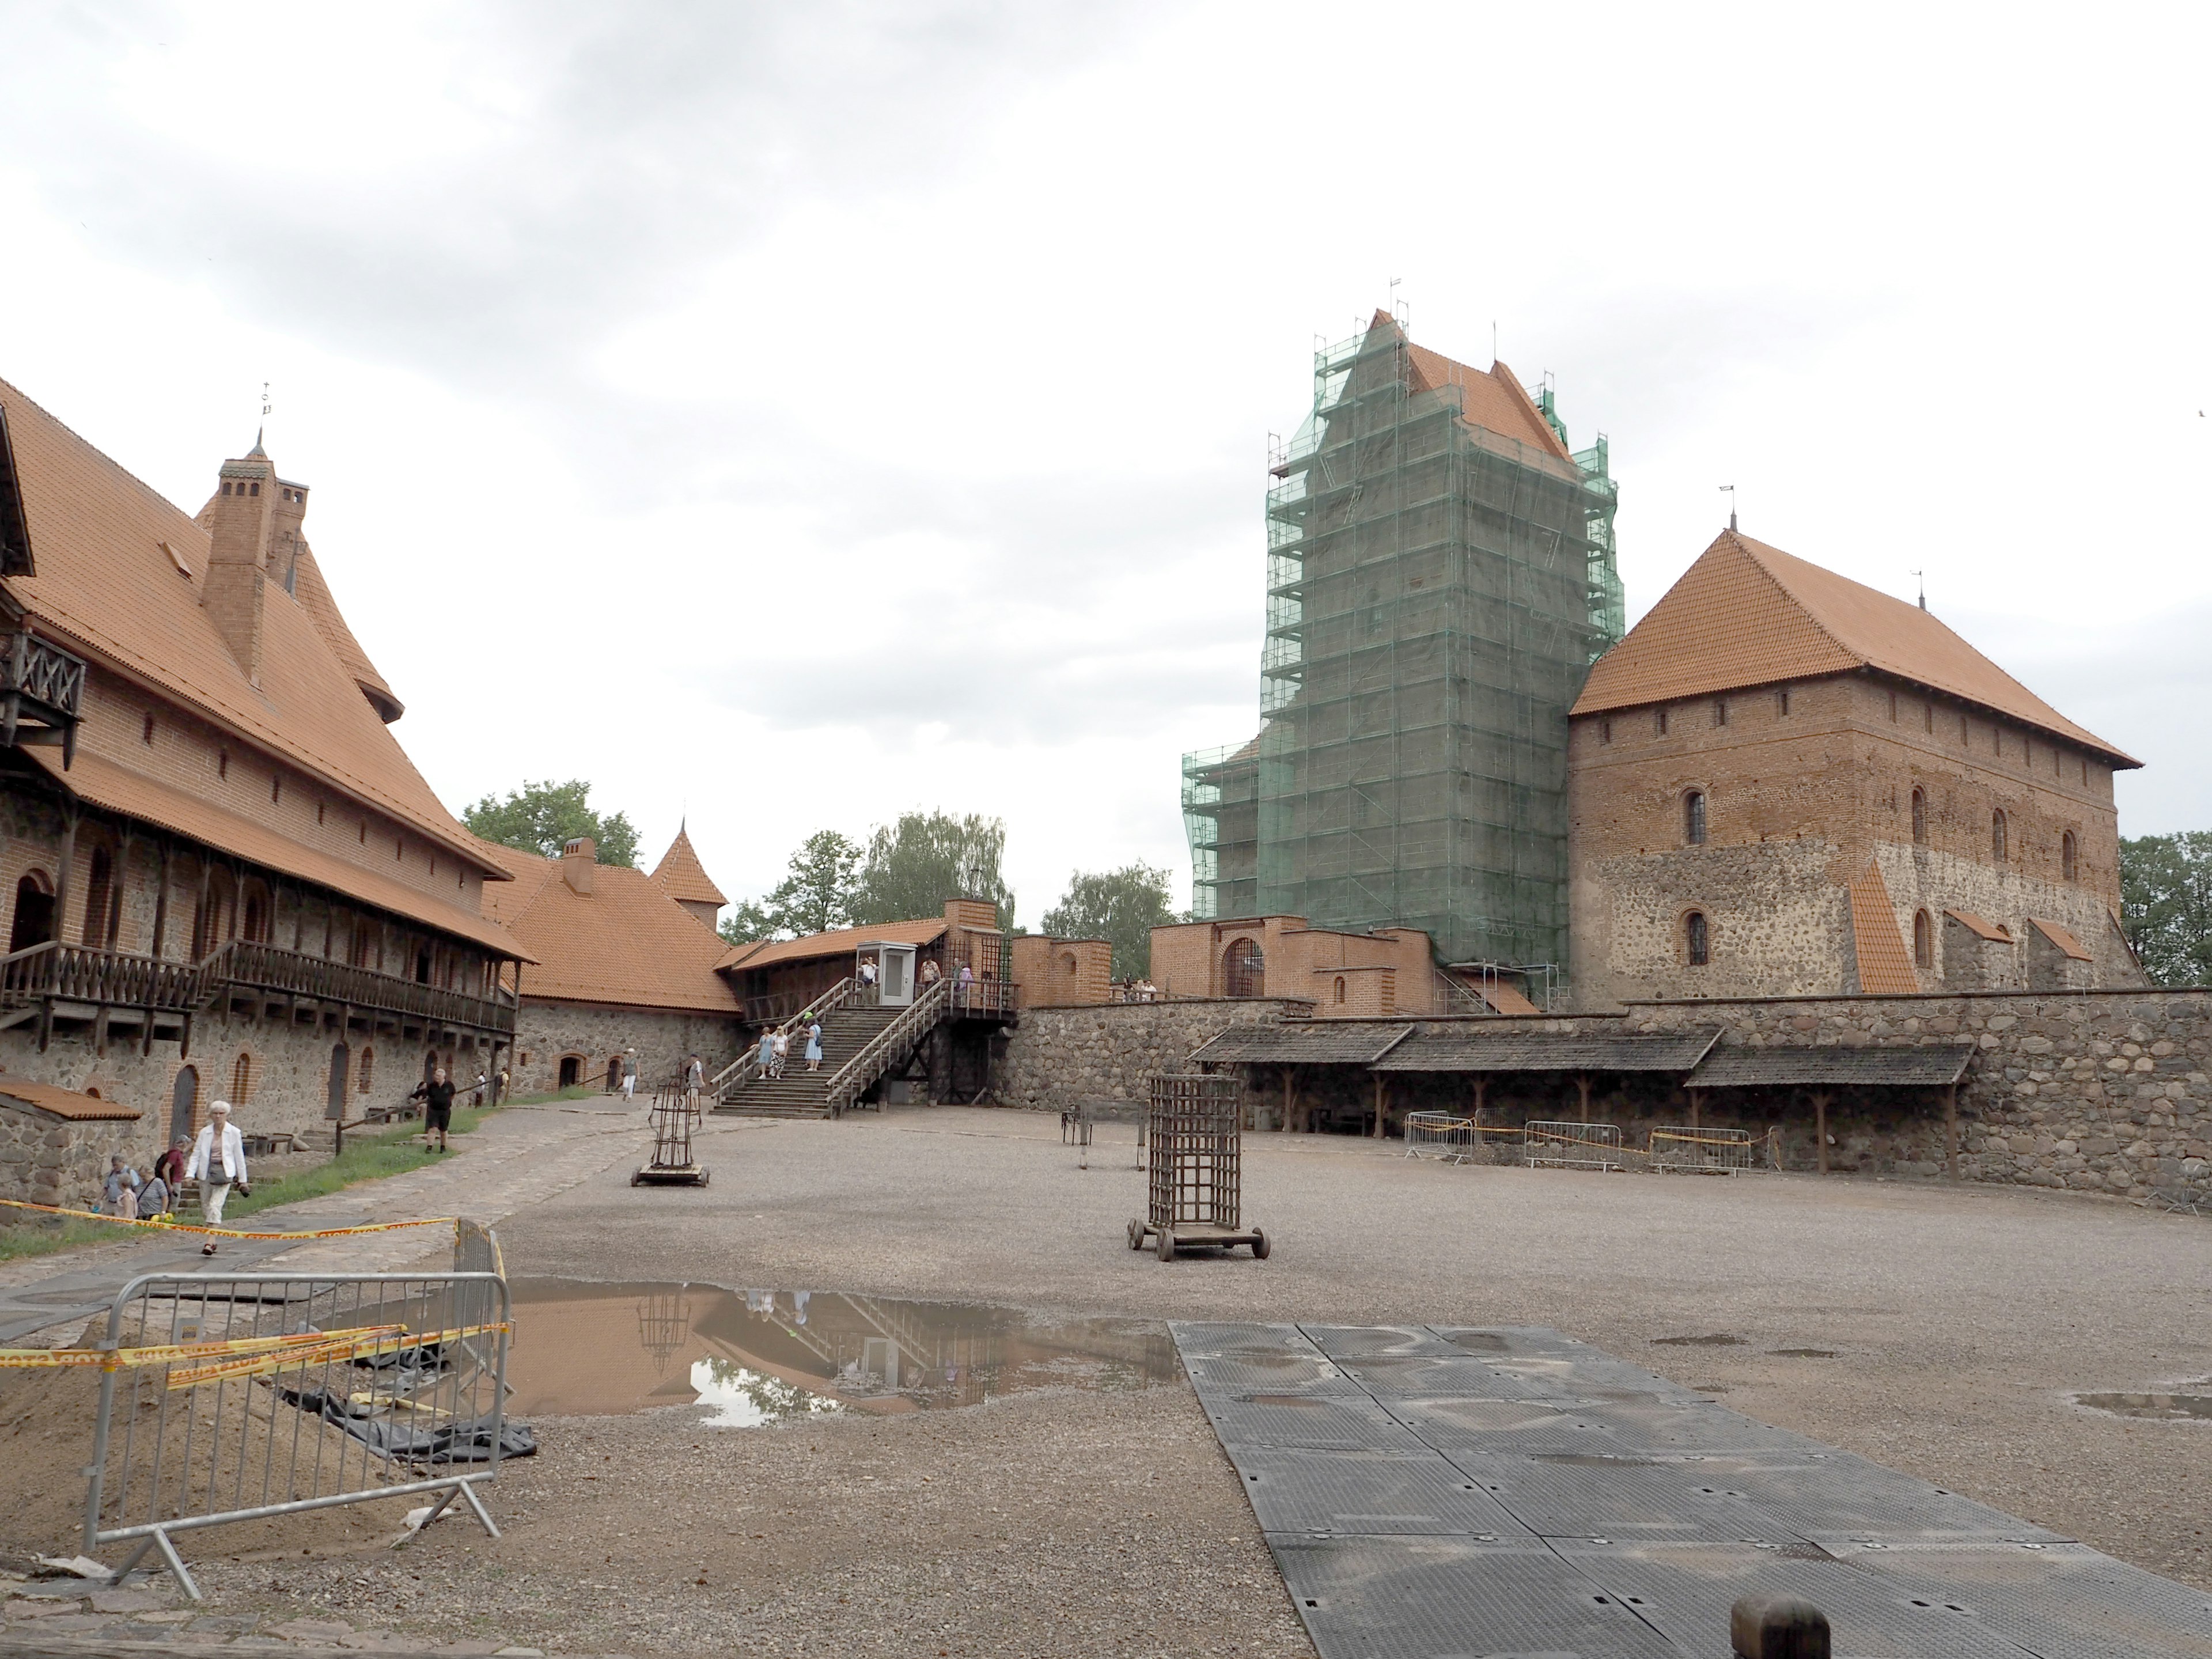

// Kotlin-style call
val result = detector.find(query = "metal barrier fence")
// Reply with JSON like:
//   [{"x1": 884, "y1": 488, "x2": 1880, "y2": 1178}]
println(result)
[
  {"x1": 1647, "y1": 1125, "x2": 1755, "y2": 1175},
  {"x1": 1404, "y1": 1112, "x2": 1478, "y2": 1162},
  {"x1": 83, "y1": 1251, "x2": 510, "y2": 1599},
  {"x1": 1523, "y1": 1120, "x2": 1627, "y2": 1171}
]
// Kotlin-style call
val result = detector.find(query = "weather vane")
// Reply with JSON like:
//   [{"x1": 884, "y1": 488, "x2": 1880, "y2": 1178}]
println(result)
[{"x1": 1719, "y1": 483, "x2": 1736, "y2": 532}]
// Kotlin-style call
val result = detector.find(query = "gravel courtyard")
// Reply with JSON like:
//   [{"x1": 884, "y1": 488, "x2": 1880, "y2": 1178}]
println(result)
[{"x1": 9, "y1": 1103, "x2": 2209, "y2": 1657}]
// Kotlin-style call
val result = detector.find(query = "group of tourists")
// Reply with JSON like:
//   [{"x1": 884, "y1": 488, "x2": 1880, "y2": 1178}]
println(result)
[
  {"x1": 96, "y1": 1101, "x2": 255, "y2": 1256},
  {"x1": 755, "y1": 1017, "x2": 825, "y2": 1079}
]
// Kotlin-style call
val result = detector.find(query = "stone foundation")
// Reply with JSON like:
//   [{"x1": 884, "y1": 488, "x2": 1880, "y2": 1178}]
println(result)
[
  {"x1": 510, "y1": 1001, "x2": 744, "y2": 1097},
  {"x1": 993, "y1": 999, "x2": 1313, "y2": 1113},
  {"x1": 0, "y1": 1098, "x2": 143, "y2": 1210}
]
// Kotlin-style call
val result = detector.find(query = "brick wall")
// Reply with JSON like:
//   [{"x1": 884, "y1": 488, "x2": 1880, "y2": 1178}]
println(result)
[
  {"x1": 1147, "y1": 917, "x2": 1436, "y2": 1014},
  {"x1": 1569, "y1": 671, "x2": 2137, "y2": 1006},
  {"x1": 1009, "y1": 936, "x2": 1113, "y2": 1009}
]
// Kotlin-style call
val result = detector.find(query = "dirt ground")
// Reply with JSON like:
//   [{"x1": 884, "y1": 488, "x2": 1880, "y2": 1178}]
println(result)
[{"x1": 5, "y1": 1105, "x2": 2209, "y2": 1657}]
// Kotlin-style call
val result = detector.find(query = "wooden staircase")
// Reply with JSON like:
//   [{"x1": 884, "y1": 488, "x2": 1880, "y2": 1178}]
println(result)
[{"x1": 713, "y1": 1003, "x2": 904, "y2": 1119}]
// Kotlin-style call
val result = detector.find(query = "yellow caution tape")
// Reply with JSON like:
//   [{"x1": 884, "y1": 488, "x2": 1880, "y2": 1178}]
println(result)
[
  {"x1": 0, "y1": 1321, "x2": 510, "y2": 1387},
  {"x1": 0, "y1": 1197, "x2": 457, "y2": 1241}
]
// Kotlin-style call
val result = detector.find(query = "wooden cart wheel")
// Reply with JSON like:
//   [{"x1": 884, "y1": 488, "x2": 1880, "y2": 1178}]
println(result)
[
  {"x1": 1156, "y1": 1227, "x2": 1176, "y2": 1263},
  {"x1": 1251, "y1": 1228, "x2": 1270, "y2": 1260},
  {"x1": 698, "y1": 1168, "x2": 710, "y2": 1187},
  {"x1": 630, "y1": 1171, "x2": 643, "y2": 1187},
  {"x1": 1127, "y1": 1218, "x2": 1144, "y2": 1251}
]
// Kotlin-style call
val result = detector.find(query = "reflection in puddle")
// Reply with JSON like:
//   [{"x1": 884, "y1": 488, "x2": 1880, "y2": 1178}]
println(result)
[
  {"x1": 2073, "y1": 1389, "x2": 2212, "y2": 1422},
  {"x1": 506, "y1": 1279, "x2": 1181, "y2": 1426}
]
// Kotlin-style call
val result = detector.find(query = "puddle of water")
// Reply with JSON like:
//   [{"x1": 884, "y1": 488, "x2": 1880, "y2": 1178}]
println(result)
[
  {"x1": 1770, "y1": 1349, "x2": 1839, "y2": 1358},
  {"x1": 2073, "y1": 1389, "x2": 2212, "y2": 1422},
  {"x1": 505, "y1": 1279, "x2": 1180, "y2": 1426},
  {"x1": 1653, "y1": 1334, "x2": 1745, "y2": 1347}
]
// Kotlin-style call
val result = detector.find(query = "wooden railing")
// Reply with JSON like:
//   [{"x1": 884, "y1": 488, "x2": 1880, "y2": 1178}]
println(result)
[
  {"x1": 824, "y1": 976, "x2": 953, "y2": 1116},
  {"x1": 201, "y1": 940, "x2": 517, "y2": 1034},
  {"x1": 0, "y1": 631, "x2": 86, "y2": 719},
  {"x1": 711, "y1": 978, "x2": 855, "y2": 1099},
  {"x1": 0, "y1": 941, "x2": 207, "y2": 1012}
]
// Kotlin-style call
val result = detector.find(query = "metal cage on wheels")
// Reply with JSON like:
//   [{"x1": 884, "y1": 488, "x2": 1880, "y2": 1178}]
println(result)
[{"x1": 1127, "y1": 1074, "x2": 1268, "y2": 1260}]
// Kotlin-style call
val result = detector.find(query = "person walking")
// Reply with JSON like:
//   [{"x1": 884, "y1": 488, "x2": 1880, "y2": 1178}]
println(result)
[
  {"x1": 621, "y1": 1048, "x2": 639, "y2": 1101},
  {"x1": 770, "y1": 1028, "x2": 790, "y2": 1080},
  {"x1": 472, "y1": 1070, "x2": 488, "y2": 1109},
  {"x1": 154, "y1": 1137, "x2": 188, "y2": 1198},
  {"x1": 424, "y1": 1066, "x2": 457, "y2": 1153},
  {"x1": 755, "y1": 1027, "x2": 774, "y2": 1078},
  {"x1": 919, "y1": 957, "x2": 941, "y2": 988},
  {"x1": 137, "y1": 1166, "x2": 171, "y2": 1219},
  {"x1": 102, "y1": 1156, "x2": 142, "y2": 1219},
  {"x1": 185, "y1": 1103, "x2": 249, "y2": 1255},
  {"x1": 804, "y1": 1019, "x2": 824, "y2": 1072}
]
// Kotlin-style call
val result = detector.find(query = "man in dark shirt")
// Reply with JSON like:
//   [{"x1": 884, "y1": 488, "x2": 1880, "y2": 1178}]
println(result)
[{"x1": 425, "y1": 1066, "x2": 457, "y2": 1153}]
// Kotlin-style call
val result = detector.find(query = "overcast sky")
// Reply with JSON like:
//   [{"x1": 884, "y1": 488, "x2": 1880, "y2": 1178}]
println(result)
[{"x1": 2, "y1": 2, "x2": 2205, "y2": 923}]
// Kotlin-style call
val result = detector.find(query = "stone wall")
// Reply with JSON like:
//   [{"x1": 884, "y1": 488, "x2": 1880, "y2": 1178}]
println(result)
[
  {"x1": 994, "y1": 999, "x2": 1313, "y2": 1112},
  {"x1": 509, "y1": 1000, "x2": 745, "y2": 1096},
  {"x1": 0, "y1": 1099, "x2": 144, "y2": 1209}
]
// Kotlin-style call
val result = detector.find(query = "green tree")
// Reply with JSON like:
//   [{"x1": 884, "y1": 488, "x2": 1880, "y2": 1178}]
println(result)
[
  {"x1": 717, "y1": 831, "x2": 862, "y2": 945},
  {"x1": 850, "y1": 810, "x2": 1015, "y2": 930},
  {"x1": 463, "y1": 779, "x2": 639, "y2": 868},
  {"x1": 1041, "y1": 862, "x2": 1176, "y2": 982},
  {"x1": 2120, "y1": 831, "x2": 2212, "y2": 985}
]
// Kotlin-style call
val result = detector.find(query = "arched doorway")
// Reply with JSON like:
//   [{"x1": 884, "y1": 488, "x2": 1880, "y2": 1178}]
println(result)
[
  {"x1": 558, "y1": 1055, "x2": 581, "y2": 1089},
  {"x1": 605, "y1": 1056, "x2": 623, "y2": 1093},
  {"x1": 327, "y1": 1043, "x2": 350, "y2": 1122},
  {"x1": 170, "y1": 1065, "x2": 199, "y2": 1144},
  {"x1": 1223, "y1": 937, "x2": 1265, "y2": 998},
  {"x1": 9, "y1": 871, "x2": 55, "y2": 953}
]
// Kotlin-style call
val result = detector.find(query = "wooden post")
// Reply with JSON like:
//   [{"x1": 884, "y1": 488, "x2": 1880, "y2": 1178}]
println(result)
[
  {"x1": 1944, "y1": 1081, "x2": 1959, "y2": 1180},
  {"x1": 192, "y1": 857, "x2": 212, "y2": 959},
  {"x1": 1471, "y1": 1077, "x2": 1487, "y2": 1121},
  {"x1": 107, "y1": 823, "x2": 133, "y2": 949},
  {"x1": 52, "y1": 809, "x2": 78, "y2": 949},
  {"x1": 1280, "y1": 1066, "x2": 1293, "y2": 1134},
  {"x1": 149, "y1": 841, "x2": 172, "y2": 960},
  {"x1": 1687, "y1": 1087, "x2": 1700, "y2": 1128},
  {"x1": 1812, "y1": 1091, "x2": 1831, "y2": 1175},
  {"x1": 1576, "y1": 1073, "x2": 1592, "y2": 1124},
  {"x1": 1372, "y1": 1073, "x2": 1387, "y2": 1138}
]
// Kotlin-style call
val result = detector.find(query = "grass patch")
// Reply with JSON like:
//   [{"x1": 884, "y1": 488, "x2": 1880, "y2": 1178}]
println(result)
[{"x1": 0, "y1": 1105, "x2": 503, "y2": 1264}]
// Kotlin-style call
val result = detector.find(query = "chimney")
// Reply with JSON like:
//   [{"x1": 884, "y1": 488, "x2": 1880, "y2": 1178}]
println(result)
[
  {"x1": 561, "y1": 837, "x2": 597, "y2": 895},
  {"x1": 200, "y1": 447, "x2": 279, "y2": 685}
]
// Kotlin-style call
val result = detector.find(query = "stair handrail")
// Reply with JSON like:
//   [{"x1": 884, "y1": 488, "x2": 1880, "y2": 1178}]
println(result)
[
  {"x1": 823, "y1": 975, "x2": 953, "y2": 1116},
  {"x1": 710, "y1": 976, "x2": 857, "y2": 1099}
]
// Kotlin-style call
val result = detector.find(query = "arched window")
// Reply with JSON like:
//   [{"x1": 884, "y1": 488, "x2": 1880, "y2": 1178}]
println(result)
[
  {"x1": 1334, "y1": 976, "x2": 1346, "y2": 1003},
  {"x1": 230, "y1": 1051, "x2": 255, "y2": 1104},
  {"x1": 169, "y1": 1064, "x2": 199, "y2": 1143},
  {"x1": 1911, "y1": 788, "x2": 1926, "y2": 846},
  {"x1": 1684, "y1": 790, "x2": 1707, "y2": 846},
  {"x1": 358, "y1": 1046, "x2": 376, "y2": 1093},
  {"x1": 2062, "y1": 831, "x2": 2078, "y2": 882},
  {"x1": 1223, "y1": 937, "x2": 1266, "y2": 998},
  {"x1": 1685, "y1": 911, "x2": 1710, "y2": 967},
  {"x1": 1914, "y1": 910, "x2": 1932, "y2": 969},
  {"x1": 1991, "y1": 810, "x2": 2008, "y2": 861},
  {"x1": 81, "y1": 847, "x2": 113, "y2": 946},
  {"x1": 9, "y1": 870, "x2": 55, "y2": 953},
  {"x1": 1060, "y1": 951, "x2": 1078, "y2": 978}
]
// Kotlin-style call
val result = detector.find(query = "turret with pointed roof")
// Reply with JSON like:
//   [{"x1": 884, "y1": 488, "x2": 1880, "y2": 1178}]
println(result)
[{"x1": 652, "y1": 823, "x2": 728, "y2": 931}]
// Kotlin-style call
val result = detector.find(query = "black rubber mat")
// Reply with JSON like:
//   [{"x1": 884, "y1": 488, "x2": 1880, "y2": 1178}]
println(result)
[
  {"x1": 1172, "y1": 1321, "x2": 2205, "y2": 1658},
  {"x1": 1268, "y1": 1533, "x2": 1685, "y2": 1659},
  {"x1": 1224, "y1": 1444, "x2": 1533, "y2": 1538}
]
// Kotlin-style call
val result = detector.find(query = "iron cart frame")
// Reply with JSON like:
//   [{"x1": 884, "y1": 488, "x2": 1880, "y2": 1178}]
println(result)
[
  {"x1": 1127, "y1": 1074, "x2": 1268, "y2": 1261},
  {"x1": 632, "y1": 1087, "x2": 710, "y2": 1186}
]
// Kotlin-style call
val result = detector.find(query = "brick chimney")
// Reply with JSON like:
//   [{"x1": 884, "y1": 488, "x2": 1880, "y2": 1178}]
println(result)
[
  {"x1": 199, "y1": 443, "x2": 280, "y2": 686},
  {"x1": 561, "y1": 837, "x2": 597, "y2": 895}
]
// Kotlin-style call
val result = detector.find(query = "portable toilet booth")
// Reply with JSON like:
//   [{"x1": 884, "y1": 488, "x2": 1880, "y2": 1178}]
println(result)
[{"x1": 861, "y1": 941, "x2": 918, "y2": 1007}]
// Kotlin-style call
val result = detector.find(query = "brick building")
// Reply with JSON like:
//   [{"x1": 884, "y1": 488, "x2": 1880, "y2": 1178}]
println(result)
[
  {"x1": 479, "y1": 834, "x2": 747, "y2": 1095},
  {"x1": 1566, "y1": 529, "x2": 2146, "y2": 1005},
  {"x1": 1146, "y1": 916, "x2": 1444, "y2": 1016},
  {"x1": 0, "y1": 382, "x2": 528, "y2": 1206}
]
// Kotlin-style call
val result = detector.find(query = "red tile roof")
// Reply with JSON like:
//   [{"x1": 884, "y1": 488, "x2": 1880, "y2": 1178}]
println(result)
[
  {"x1": 2027, "y1": 916, "x2": 2093, "y2": 961},
  {"x1": 0, "y1": 1080, "x2": 141, "y2": 1121},
  {"x1": 476, "y1": 839, "x2": 740, "y2": 1014},
  {"x1": 1847, "y1": 862, "x2": 1919, "y2": 994},
  {"x1": 1400, "y1": 339, "x2": 1573, "y2": 463},
  {"x1": 1571, "y1": 530, "x2": 2138, "y2": 766},
  {"x1": 651, "y1": 825, "x2": 727, "y2": 907},
  {"x1": 0, "y1": 376, "x2": 508, "y2": 875},
  {"x1": 1944, "y1": 908, "x2": 2014, "y2": 944},
  {"x1": 28, "y1": 747, "x2": 529, "y2": 959},
  {"x1": 717, "y1": 917, "x2": 946, "y2": 974}
]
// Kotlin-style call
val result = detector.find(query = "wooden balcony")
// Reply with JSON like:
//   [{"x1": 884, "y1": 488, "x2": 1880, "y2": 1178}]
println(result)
[
  {"x1": 206, "y1": 940, "x2": 517, "y2": 1036},
  {"x1": 0, "y1": 940, "x2": 207, "y2": 1013},
  {"x1": 0, "y1": 630, "x2": 85, "y2": 766}
]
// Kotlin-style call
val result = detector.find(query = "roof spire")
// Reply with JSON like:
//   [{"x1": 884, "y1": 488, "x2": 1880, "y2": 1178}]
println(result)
[
  {"x1": 1912, "y1": 569, "x2": 1926, "y2": 611},
  {"x1": 1719, "y1": 483, "x2": 1736, "y2": 533},
  {"x1": 248, "y1": 382, "x2": 270, "y2": 459}
]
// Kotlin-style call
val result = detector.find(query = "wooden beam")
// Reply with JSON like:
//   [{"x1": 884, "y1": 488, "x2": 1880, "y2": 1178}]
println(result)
[
  {"x1": 1812, "y1": 1090, "x2": 1832, "y2": 1175},
  {"x1": 1576, "y1": 1073, "x2": 1592, "y2": 1124},
  {"x1": 1945, "y1": 1081, "x2": 1959, "y2": 1180},
  {"x1": 1372, "y1": 1072, "x2": 1387, "y2": 1139}
]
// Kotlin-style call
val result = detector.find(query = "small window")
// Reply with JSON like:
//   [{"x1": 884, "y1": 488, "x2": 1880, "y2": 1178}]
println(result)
[
  {"x1": 359, "y1": 821, "x2": 368, "y2": 844},
  {"x1": 271, "y1": 777, "x2": 281, "y2": 804},
  {"x1": 249, "y1": 482, "x2": 259, "y2": 497},
  {"x1": 1333, "y1": 976, "x2": 1346, "y2": 1003},
  {"x1": 230, "y1": 1051, "x2": 255, "y2": 1102},
  {"x1": 1961, "y1": 714, "x2": 1970, "y2": 744},
  {"x1": 1714, "y1": 698, "x2": 1728, "y2": 728},
  {"x1": 1924, "y1": 702, "x2": 1934, "y2": 734},
  {"x1": 396, "y1": 837, "x2": 404, "y2": 861},
  {"x1": 2062, "y1": 831, "x2": 2078, "y2": 882},
  {"x1": 217, "y1": 751, "x2": 229, "y2": 781},
  {"x1": 317, "y1": 803, "x2": 325, "y2": 825},
  {"x1": 1778, "y1": 688, "x2": 1791, "y2": 717},
  {"x1": 1599, "y1": 718, "x2": 1612, "y2": 745},
  {"x1": 358, "y1": 1047, "x2": 376, "y2": 1092},
  {"x1": 1887, "y1": 690, "x2": 1897, "y2": 722},
  {"x1": 1656, "y1": 707, "x2": 1669, "y2": 737},
  {"x1": 1685, "y1": 911, "x2": 1709, "y2": 966},
  {"x1": 1684, "y1": 790, "x2": 1707, "y2": 846},
  {"x1": 2080, "y1": 759, "x2": 2088, "y2": 785},
  {"x1": 141, "y1": 713, "x2": 155, "y2": 744},
  {"x1": 1911, "y1": 788, "x2": 1926, "y2": 845},
  {"x1": 429, "y1": 857, "x2": 436, "y2": 878},
  {"x1": 1991, "y1": 810, "x2": 2008, "y2": 861},
  {"x1": 1914, "y1": 910, "x2": 1932, "y2": 969}
]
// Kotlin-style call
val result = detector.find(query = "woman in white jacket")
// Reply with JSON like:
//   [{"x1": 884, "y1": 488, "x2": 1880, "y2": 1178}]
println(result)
[{"x1": 184, "y1": 1101, "x2": 250, "y2": 1255}]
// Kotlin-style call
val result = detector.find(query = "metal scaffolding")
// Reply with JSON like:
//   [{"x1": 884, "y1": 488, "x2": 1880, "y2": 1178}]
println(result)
[{"x1": 1183, "y1": 313, "x2": 1622, "y2": 970}]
